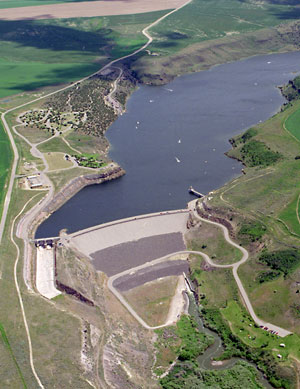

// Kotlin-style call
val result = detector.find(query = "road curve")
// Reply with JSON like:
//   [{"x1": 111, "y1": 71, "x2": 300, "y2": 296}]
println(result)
[
  {"x1": 0, "y1": 0, "x2": 193, "y2": 245},
  {"x1": 188, "y1": 199, "x2": 292, "y2": 338},
  {"x1": 108, "y1": 200, "x2": 292, "y2": 337},
  {"x1": 107, "y1": 253, "x2": 189, "y2": 330},
  {"x1": 0, "y1": 3, "x2": 195, "y2": 385}
]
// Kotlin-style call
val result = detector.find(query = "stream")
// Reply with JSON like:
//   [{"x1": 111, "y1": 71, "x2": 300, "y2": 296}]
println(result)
[{"x1": 188, "y1": 294, "x2": 273, "y2": 388}]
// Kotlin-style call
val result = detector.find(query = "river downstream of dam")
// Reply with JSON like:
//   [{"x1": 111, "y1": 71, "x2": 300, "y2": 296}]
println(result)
[{"x1": 36, "y1": 51, "x2": 300, "y2": 238}]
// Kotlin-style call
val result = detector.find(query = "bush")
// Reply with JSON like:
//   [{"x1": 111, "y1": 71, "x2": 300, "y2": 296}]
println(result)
[
  {"x1": 257, "y1": 270, "x2": 281, "y2": 283},
  {"x1": 238, "y1": 221, "x2": 266, "y2": 242},
  {"x1": 175, "y1": 315, "x2": 213, "y2": 361},
  {"x1": 259, "y1": 249, "x2": 300, "y2": 275}
]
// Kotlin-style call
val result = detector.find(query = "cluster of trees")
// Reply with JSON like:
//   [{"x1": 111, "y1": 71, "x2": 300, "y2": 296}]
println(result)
[
  {"x1": 282, "y1": 76, "x2": 300, "y2": 102},
  {"x1": 257, "y1": 270, "x2": 281, "y2": 283},
  {"x1": 160, "y1": 360, "x2": 264, "y2": 389},
  {"x1": 73, "y1": 153, "x2": 104, "y2": 169},
  {"x1": 230, "y1": 127, "x2": 257, "y2": 147},
  {"x1": 259, "y1": 249, "x2": 300, "y2": 276},
  {"x1": 175, "y1": 315, "x2": 213, "y2": 361},
  {"x1": 47, "y1": 78, "x2": 117, "y2": 138},
  {"x1": 240, "y1": 140, "x2": 281, "y2": 167}
]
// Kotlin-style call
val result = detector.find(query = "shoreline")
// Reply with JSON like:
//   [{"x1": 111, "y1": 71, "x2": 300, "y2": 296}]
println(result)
[
  {"x1": 32, "y1": 164, "x2": 125, "y2": 237},
  {"x1": 34, "y1": 52, "x2": 297, "y2": 239}
]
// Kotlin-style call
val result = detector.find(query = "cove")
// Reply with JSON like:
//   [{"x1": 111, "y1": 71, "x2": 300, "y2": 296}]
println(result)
[{"x1": 36, "y1": 50, "x2": 300, "y2": 238}]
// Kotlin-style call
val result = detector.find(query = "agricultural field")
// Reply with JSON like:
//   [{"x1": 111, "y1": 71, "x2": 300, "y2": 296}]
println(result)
[
  {"x1": 149, "y1": 0, "x2": 293, "y2": 55},
  {"x1": 130, "y1": 0, "x2": 300, "y2": 83},
  {"x1": 0, "y1": 10, "x2": 164, "y2": 97}
]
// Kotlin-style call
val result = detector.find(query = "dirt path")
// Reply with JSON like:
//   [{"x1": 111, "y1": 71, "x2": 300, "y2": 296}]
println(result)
[{"x1": 0, "y1": 0, "x2": 187, "y2": 20}]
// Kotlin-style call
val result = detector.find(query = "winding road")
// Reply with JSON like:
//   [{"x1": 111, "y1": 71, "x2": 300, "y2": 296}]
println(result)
[
  {"x1": 189, "y1": 199, "x2": 291, "y2": 338},
  {"x1": 107, "y1": 199, "x2": 291, "y2": 337},
  {"x1": 0, "y1": 1, "x2": 193, "y2": 386}
]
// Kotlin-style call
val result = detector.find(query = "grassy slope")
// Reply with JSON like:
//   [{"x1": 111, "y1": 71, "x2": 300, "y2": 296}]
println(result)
[
  {"x1": 131, "y1": 0, "x2": 300, "y2": 83},
  {"x1": 206, "y1": 98, "x2": 300, "y2": 335},
  {"x1": 0, "y1": 121, "x2": 13, "y2": 218},
  {"x1": 0, "y1": 11, "x2": 165, "y2": 98},
  {"x1": 123, "y1": 276, "x2": 179, "y2": 327},
  {"x1": 0, "y1": 188, "x2": 92, "y2": 388},
  {"x1": 189, "y1": 254, "x2": 238, "y2": 308},
  {"x1": 186, "y1": 219, "x2": 242, "y2": 265},
  {"x1": 149, "y1": 0, "x2": 290, "y2": 55}
]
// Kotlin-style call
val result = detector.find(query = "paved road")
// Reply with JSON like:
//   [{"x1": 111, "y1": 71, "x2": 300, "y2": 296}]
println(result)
[
  {"x1": 188, "y1": 199, "x2": 292, "y2": 338},
  {"x1": 107, "y1": 253, "x2": 188, "y2": 330},
  {"x1": 108, "y1": 200, "x2": 292, "y2": 337},
  {"x1": 0, "y1": 2, "x2": 194, "y2": 387},
  {"x1": 0, "y1": 0, "x2": 193, "y2": 282}
]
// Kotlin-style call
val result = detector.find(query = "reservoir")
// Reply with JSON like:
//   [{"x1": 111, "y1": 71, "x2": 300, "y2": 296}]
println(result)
[{"x1": 36, "y1": 51, "x2": 300, "y2": 238}]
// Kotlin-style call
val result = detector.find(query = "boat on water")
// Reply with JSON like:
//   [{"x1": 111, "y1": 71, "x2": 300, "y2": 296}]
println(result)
[{"x1": 175, "y1": 157, "x2": 180, "y2": 163}]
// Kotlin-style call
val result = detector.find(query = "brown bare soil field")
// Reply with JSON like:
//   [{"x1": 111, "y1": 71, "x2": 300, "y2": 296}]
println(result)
[{"x1": 0, "y1": 0, "x2": 186, "y2": 20}]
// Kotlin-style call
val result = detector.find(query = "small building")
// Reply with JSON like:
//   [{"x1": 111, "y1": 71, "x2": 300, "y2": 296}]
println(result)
[
  {"x1": 277, "y1": 354, "x2": 282, "y2": 359},
  {"x1": 27, "y1": 175, "x2": 43, "y2": 189},
  {"x1": 279, "y1": 343, "x2": 286, "y2": 348}
]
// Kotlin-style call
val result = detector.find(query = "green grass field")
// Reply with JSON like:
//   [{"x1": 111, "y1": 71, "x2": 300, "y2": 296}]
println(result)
[
  {"x1": 0, "y1": 121, "x2": 13, "y2": 216},
  {"x1": 222, "y1": 301, "x2": 300, "y2": 361},
  {"x1": 0, "y1": 11, "x2": 165, "y2": 98},
  {"x1": 0, "y1": 0, "x2": 100, "y2": 9},
  {"x1": 285, "y1": 108, "x2": 300, "y2": 142},
  {"x1": 279, "y1": 194, "x2": 300, "y2": 236},
  {"x1": 0, "y1": 323, "x2": 27, "y2": 387},
  {"x1": 37, "y1": 137, "x2": 75, "y2": 154}
]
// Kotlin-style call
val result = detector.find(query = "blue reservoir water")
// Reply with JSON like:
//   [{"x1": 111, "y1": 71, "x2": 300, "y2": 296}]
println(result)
[{"x1": 36, "y1": 51, "x2": 300, "y2": 237}]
